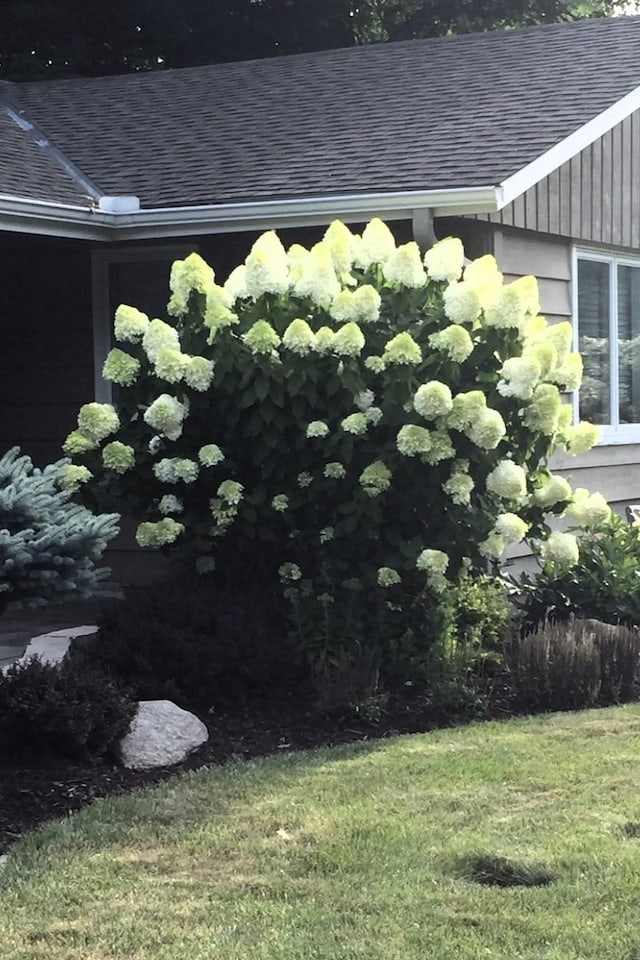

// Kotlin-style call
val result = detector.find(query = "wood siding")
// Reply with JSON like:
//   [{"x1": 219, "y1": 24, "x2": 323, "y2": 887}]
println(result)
[
  {"x1": 0, "y1": 233, "x2": 94, "y2": 467},
  {"x1": 476, "y1": 112, "x2": 640, "y2": 247}
]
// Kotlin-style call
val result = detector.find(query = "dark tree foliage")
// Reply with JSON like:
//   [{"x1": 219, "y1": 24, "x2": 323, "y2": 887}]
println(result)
[{"x1": 0, "y1": 0, "x2": 623, "y2": 81}]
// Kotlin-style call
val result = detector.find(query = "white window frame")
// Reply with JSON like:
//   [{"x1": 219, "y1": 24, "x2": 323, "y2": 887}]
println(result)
[
  {"x1": 572, "y1": 246, "x2": 640, "y2": 446},
  {"x1": 91, "y1": 244, "x2": 196, "y2": 402}
]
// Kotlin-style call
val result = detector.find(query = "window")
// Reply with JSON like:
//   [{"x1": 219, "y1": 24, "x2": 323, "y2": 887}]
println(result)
[
  {"x1": 574, "y1": 250, "x2": 640, "y2": 444},
  {"x1": 92, "y1": 245, "x2": 196, "y2": 402}
]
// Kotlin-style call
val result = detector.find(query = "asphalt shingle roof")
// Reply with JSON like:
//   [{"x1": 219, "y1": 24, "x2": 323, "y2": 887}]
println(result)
[
  {"x1": 2, "y1": 15, "x2": 640, "y2": 210},
  {"x1": 0, "y1": 92, "x2": 90, "y2": 206}
]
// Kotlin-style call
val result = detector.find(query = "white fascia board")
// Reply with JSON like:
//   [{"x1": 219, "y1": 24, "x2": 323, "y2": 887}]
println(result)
[
  {"x1": 112, "y1": 186, "x2": 501, "y2": 239},
  {"x1": 0, "y1": 186, "x2": 501, "y2": 242},
  {"x1": 0, "y1": 194, "x2": 112, "y2": 240},
  {"x1": 499, "y1": 83, "x2": 640, "y2": 208}
]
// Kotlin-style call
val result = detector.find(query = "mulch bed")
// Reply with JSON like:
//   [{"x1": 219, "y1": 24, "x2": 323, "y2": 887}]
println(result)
[{"x1": 0, "y1": 680, "x2": 514, "y2": 856}]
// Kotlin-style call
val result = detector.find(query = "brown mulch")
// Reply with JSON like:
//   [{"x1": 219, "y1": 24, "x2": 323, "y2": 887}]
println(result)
[{"x1": 0, "y1": 680, "x2": 514, "y2": 856}]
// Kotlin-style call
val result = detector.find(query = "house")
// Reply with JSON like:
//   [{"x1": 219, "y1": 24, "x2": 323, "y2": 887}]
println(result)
[{"x1": 2, "y1": 14, "x2": 640, "y2": 576}]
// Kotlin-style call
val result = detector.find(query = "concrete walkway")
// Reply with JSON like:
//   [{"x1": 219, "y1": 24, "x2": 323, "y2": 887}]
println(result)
[{"x1": 0, "y1": 592, "x2": 122, "y2": 668}]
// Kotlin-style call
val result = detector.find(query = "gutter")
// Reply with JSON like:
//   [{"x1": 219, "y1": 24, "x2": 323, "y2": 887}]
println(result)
[{"x1": 0, "y1": 186, "x2": 503, "y2": 242}]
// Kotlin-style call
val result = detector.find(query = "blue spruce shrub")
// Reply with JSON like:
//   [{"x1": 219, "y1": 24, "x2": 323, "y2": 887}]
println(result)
[{"x1": 0, "y1": 447, "x2": 119, "y2": 615}]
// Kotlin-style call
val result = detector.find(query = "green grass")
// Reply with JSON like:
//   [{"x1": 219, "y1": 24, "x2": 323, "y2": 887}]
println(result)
[{"x1": 4, "y1": 707, "x2": 640, "y2": 959}]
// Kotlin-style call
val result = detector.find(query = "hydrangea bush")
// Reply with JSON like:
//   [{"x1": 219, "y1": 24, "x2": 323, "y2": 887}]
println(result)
[{"x1": 63, "y1": 219, "x2": 603, "y2": 603}]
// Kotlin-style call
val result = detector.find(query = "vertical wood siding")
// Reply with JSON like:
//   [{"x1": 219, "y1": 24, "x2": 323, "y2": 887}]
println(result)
[
  {"x1": 0, "y1": 233, "x2": 94, "y2": 466},
  {"x1": 476, "y1": 113, "x2": 640, "y2": 247}
]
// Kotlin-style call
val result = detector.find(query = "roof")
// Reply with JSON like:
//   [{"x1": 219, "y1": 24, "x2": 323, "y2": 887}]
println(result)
[{"x1": 1, "y1": 14, "x2": 640, "y2": 238}]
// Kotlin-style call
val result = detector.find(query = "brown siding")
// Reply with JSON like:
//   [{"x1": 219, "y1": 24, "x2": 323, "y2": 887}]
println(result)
[{"x1": 476, "y1": 113, "x2": 640, "y2": 248}]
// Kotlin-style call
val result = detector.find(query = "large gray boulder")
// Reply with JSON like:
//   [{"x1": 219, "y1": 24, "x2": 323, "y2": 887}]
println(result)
[{"x1": 117, "y1": 700, "x2": 209, "y2": 770}]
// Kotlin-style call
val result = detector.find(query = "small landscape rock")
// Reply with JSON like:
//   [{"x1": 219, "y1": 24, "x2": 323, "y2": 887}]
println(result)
[{"x1": 116, "y1": 700, "x2": 209, "y2": 771}]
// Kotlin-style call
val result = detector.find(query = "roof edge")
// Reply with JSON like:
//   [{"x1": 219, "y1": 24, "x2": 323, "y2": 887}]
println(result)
[
  {"x1": 499, "y1": 82, "x2": 640, "y2": 207},
  {"x1": 0, "y1": 186, "x2": 502, "y2": 241}
]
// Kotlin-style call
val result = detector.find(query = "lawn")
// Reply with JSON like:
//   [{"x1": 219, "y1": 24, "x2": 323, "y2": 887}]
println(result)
[{"x1": 3, "y1": 706, "x2": 640, "y2": 960}]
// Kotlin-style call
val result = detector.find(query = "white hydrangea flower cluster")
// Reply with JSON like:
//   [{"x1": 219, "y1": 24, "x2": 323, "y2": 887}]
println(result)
[
  {"x1": 142, "y1": 319, "x2": 181, "y2": 365},
  {"x1": 158, "y1": 494, "x2": 183, "y2": 515},
  {"x1": 168, "y1": 252, "x2": 215, "y2": 315},
  {"x1": 283, "y1": 318, "x2": 316, "y2": 356},
  {"x1": 540, "y1": 531, "x2": 579, "y2": 568},
  {"x1": 184, "y1": 357, "x2": 214, "y2": 392},
  {"x1": 383, "y1": 332, "x2": 422, "y2": 366},
  {"x1": 272, "y1": 494, "x2": 289, "y2": 512},
  {"x1": 443, "y1": 281, "x2": 483, "y2": 325},
  {"x1": 377, "y1": 567, "x2": 401, "y2": 588},
  {"x1": 429, "y1": 325, "x2": 474, "y2": 363},
  {"x1": 244, "y1": 231, "x2": 290, "y2": 298},
  {"x1": 361, "y1": 218, "x2": 396, "y2": 266},
  {"x1": 102, "y1": 348, "x2": 140, "y2": 387},
  {"x1": 102, "y1": 441, "x2": 135, "y2": 475},
  {"x1": 486, "y1": 460, "x2": 528, "y2": 501},
  {"x1": 423, "y1": 237, "x2": 464, "y2": 283},
  {"x1": 217, "y1": 479, "x2": 244, "y2": 505},
  {"x1": 382, "y1": 242, "x2": 426, "y2": 288},
  {"x1": 136, "y1": 518, "x2": 184, "y2": 547},
  {"x1": 293, "y1": 242, "x2": 341, "y2": 307},
  {"x1": 333, "y1": 322, "x2": 365, "y2": 357},
  {"x1": 533, "y1": 474, "x2": 572, "y2": 508},
  {"x1": 354, "y1": 389, "x2": 374, "y2": 412},
  {"x1": 481, "y1": 513, "x2": 530, "y2": 558},
  {"x1": 114, "y1": 304, "x2": 149, "y2": 342},
  {"x1": 359, "y1": 461, "x2": 392, "y2": 497},
  {"x1": 416, "y1": 548, "x2": 449, "y2": 593},
  {"x1": 57, "y1": 463, "x2": 92, "y2": 492},
  {"x1": 330, "y1": 285, "x2": 381, "y2": 324},
  {"x1": 524, "y1": 384, "x2": 562, "y2": 436},
  {"x1": 497, "y1": 356, "x2": 542, "y2": 400},
  {"x1": 562, "y1": 421, "x2": 600, "y2": 455},
  {"x1": 77, "y1": 403, "x2": 120, "y2": 444},
  {"x1": 223, "y1": 265, "x2": 248, "y2": 303},
  {"x1": 199, "y1": 444, "x2": 225, "y2": 467},
  {"x1": 153, "y1": 458, "x2": 199, "y2": 484},
  {"x1": 63, "y1": 431, "x2": 97, "y2": 456},
  {"x1": 422, "y1": 430, "x2": 456, "y2": 465},
  {"x1": 466, "y1": 408, "x2": 507, "y2": 451},
  {"x1": 243, "y1": 320, "x2": 281, "y2": 355},
  {"x1": 414, "y1": 381, "x2": 453, "y2": 421},
  {"x1": 565, "y1": 488, "x2": 611, "y2": 527},
  {"x1": 306, "y1": 421, "x2": 329, "y2": 438},
  {"x1": 396, "y1": 424, "x2": 431, "y2": 457},
  {"x1": 279, "y1": 562, "x2": 302, "y2": 583},
  {"x1": 319, "y1": 526, "x2": 334, "y2": 543},
  {"x1": 154, "y1": 347, "x2": 189, "y2": 384},
  {"x1": 203, "y1": 286, "x2": 238, "y2": 342},
  {"x1": 324, "y1": 462, "x2": 347, "y2": 479},
  {"x1": 143, "y1": 394, "x2": 188, "y2": 441},
  {"x1": 341, "y1": 413, "x2": 368, "y2": 435},
  {"x1": 442, "y1": 460, "x2": 474, "y2": 506},
  {"x1": 297, "y1": 472, "x2": 313, "y2": 488}
]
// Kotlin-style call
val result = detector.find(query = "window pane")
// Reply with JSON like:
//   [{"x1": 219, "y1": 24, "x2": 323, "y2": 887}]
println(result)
[
  {"x1": 618, "y1": 264, "x2": 640, "y2": 424},
  {"x1": 578, "y1": 259, "x2": 610, "y2": 424}
]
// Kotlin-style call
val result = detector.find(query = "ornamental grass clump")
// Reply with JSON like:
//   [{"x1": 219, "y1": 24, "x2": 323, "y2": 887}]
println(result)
[{"x1": 64, "y1": 219, "x2": 604, "y2": 647}]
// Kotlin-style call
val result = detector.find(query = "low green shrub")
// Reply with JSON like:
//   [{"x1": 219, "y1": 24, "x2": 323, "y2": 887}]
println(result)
[
  {"x1": 417, "y1": 574, "x2": 511, "y2": 717},
  {"x1": 505, "y1": 618, "x2": 640, "y2": 713},
  {"x1": 0, "y1": 656, "x2": 136, "y2": 760},
  {"x1": 289, "y1": 571, "x2": 512, "y2": 717},
  {"x1": 516, "y1": 513, "x2": 640, "y2": 631},
  {"x1": 90, "y1": 572, "x2": 307, "y2": 710}
]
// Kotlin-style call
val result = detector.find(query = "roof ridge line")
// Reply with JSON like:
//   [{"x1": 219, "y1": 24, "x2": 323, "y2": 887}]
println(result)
[{"x1": 0, "y1": 89, "x2": 104, "y2": 203}]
